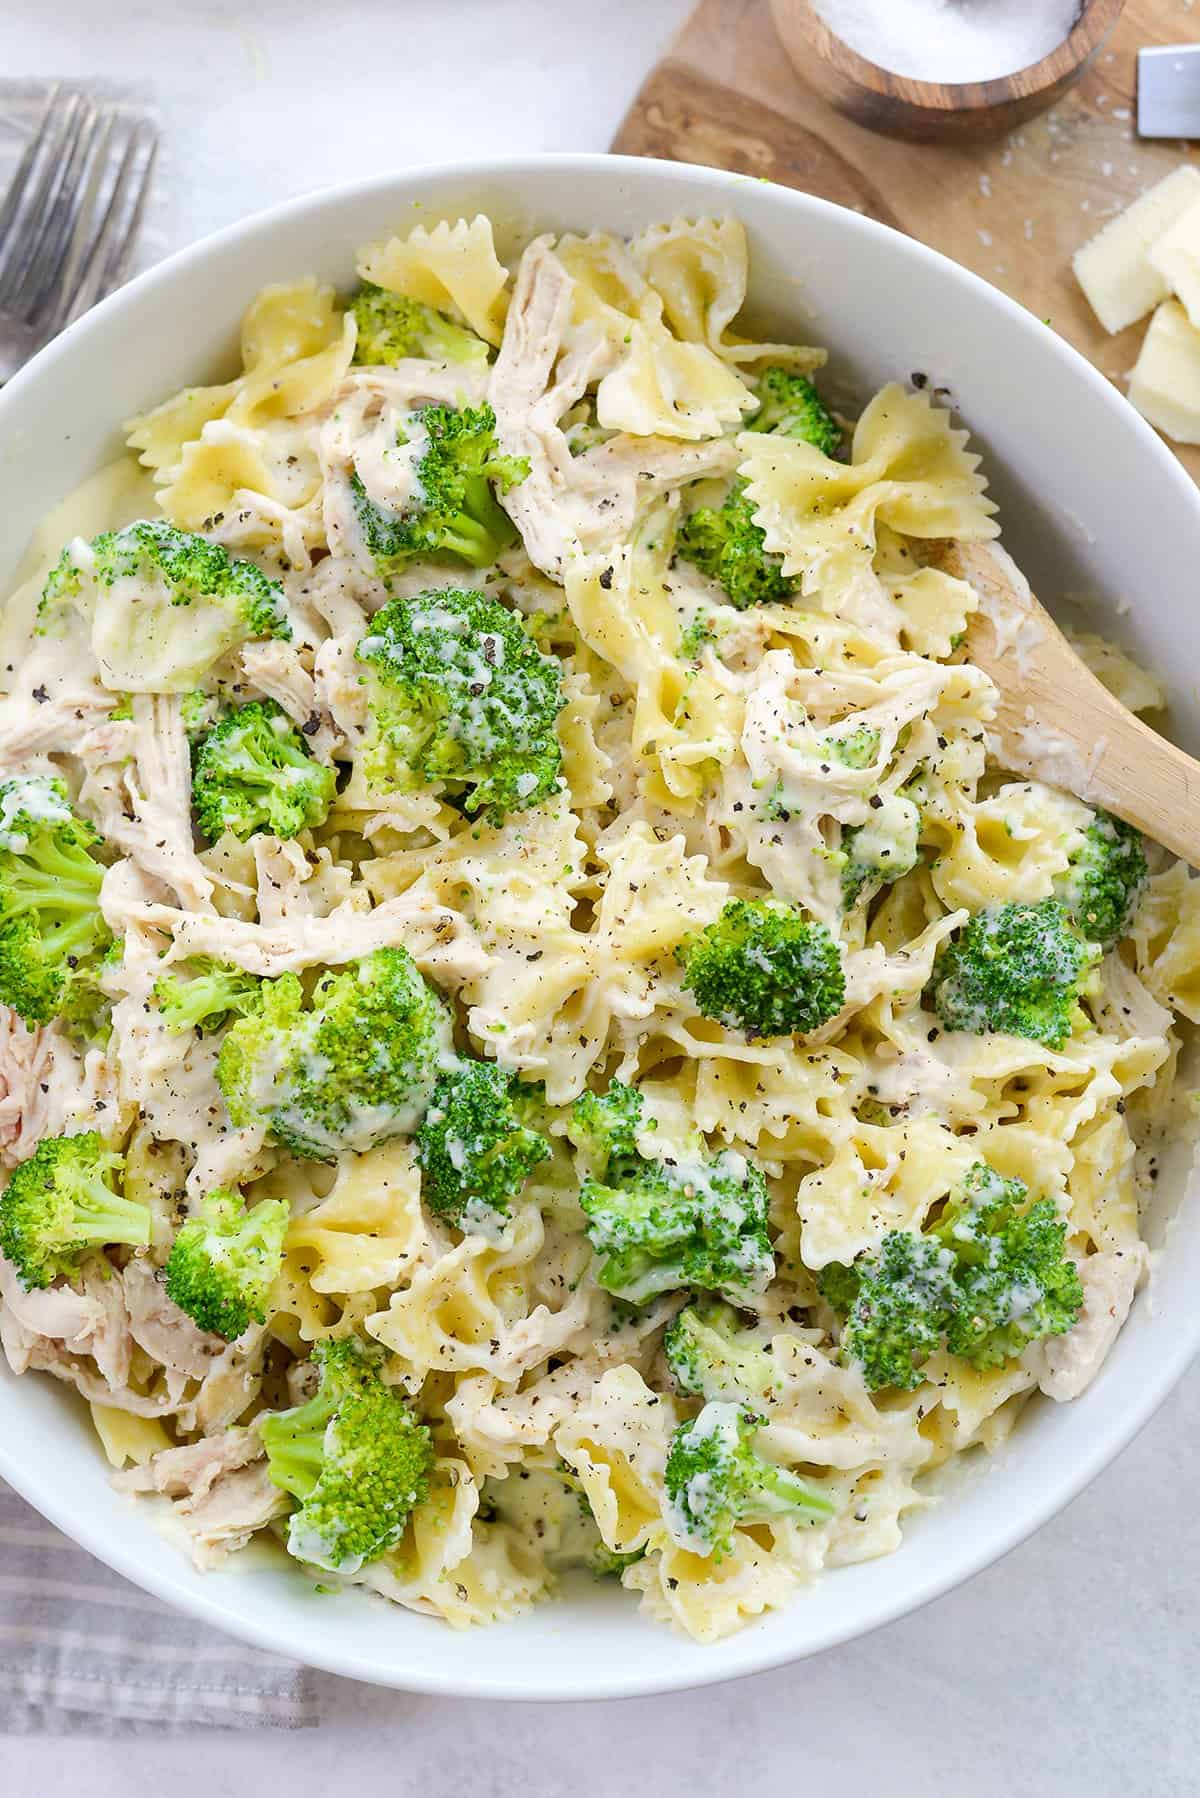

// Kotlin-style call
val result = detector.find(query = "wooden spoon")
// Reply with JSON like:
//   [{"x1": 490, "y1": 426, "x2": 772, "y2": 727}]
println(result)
[{"x1": 936, "y1": 540, "x2": 1199, "y2": 867}]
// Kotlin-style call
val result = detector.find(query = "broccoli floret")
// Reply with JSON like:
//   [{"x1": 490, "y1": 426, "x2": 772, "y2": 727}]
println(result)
[
  {"x1": 58, "y1": 933, "x2": 124, "y2": 1045},
  {"x1": 587, "y1": 1542, "x2": 647, "y2": 1578},
  {"x1": 350, "y1": 281, "x2": 489, "y2": 368},
  {"x1": 416, "y1": 1059, "x2": 550, "y2": 1234},
  {"x1": 748, "y1": 366, "x2": 842, "y2": 456},
  {"x1": 1054, "y1": 809, "x2": 1146, "y2": 951},
  {"x1": 677, "y1": 898, "x2": 845, "y2": 1038},
  {"x1": 929, "y1": 899, "x2": 1099, "y2": 1050},
  {"x1": 675, "y1": 480, "x2": 794, "y2": 611},
  {"x1": 567, "y1": 1079, "x2": 645, "y2": 1179},
  {"x1": 191, "y1": 700, "x2": 336, "y2": 844},
  {"x1": 841, "y1": 793, "x2": 922, "y2": 908},
  {"x1": 580, "y1": 1144, "x2": 774, "y2": 1307},
  {"x1": 153, "y1": 957, "x2": 263, "y2": 1035},
  {"x1": 571, "y1": 1084, "x2": 774, "y2": 1304},
  {"x1": 350, "y1": 401, "x2": 529, "y2": 576},
  {"x1": 820, "y1": 1160, "x2": 1084, "y2": 1390},
  {"x1": 0, "y1": 1133, "x2": 150, "y2": 1291},
  {"x1": 260, "y1": 1335, "x2": 432, "y2": 1574},
  {"x1": 163, "y1": 1186, "x2": 288, "y2": 1339},
  {"x1": 679, "y1": 612, "x2": 717, "y2": 663},
  {"x1": 675, "y1": 365, "x2": 840, "y2": 609},
  {"x1": 820, "y1": 1232, "x2": 957, "y2": 1393},
  {"x1": 665, "y1": 1299, "x2": 780, "y2": 1403},
  {"x1": 41, "y1": 521, "x2": 290, "y2": 692},
  {"x1": 356, "y1": 586, "x2": 564, "y2": 821},
  {"x1": 664, "y1": 1401, "x2": 834, "y2": 1558},
  {"x1": 935, "y1": 1162, "x2": 1085, "y2": 1370},
  {"x1": 216, "y1": 947, "x2": 452, "y2": 1161},
  {"x1": 0, "y1": 773, "x2": 113, "y2": 1031},
  {"x1": 180, "y1": 688, "x2": 221, "y2": 741},
  {"x1": 828, "y1": 724, "x2": 880, "y2": 769}
]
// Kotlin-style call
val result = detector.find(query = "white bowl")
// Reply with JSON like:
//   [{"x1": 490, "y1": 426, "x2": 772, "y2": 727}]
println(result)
[{"x1": 1, "y1": 155, "x2": 1199, "y2": 1701}]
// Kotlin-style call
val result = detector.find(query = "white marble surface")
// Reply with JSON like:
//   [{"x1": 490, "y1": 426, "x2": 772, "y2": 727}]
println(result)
[{"x1": 5, "y1": 0, "x2": 1198, "y2": 1785}]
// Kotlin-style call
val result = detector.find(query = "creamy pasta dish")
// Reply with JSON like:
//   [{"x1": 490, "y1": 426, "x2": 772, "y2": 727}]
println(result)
[{"x1": 0, "y1": 211, "x2": 1194, "y2": 1643}]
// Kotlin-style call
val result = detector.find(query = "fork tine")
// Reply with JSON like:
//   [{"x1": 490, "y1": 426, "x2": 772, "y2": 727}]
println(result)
[
  {"x1": 0, "y1": 83, "x2": 63, "y2": 257},
  {"x1": 39, "y1": 112, "x2": 116, "y2": 333},
  {"x1": 66, "y1": 119, "x2": 158, "y2": 325},
  {"x1": 0, "y1": 90, "x2": 88, "y2": 312},
  {"x1": 0, "y1": 96, "x2": 159, "y2": 372},
  {"x1": 18, "y1": 103, "x2": 110, "y2": 327}
]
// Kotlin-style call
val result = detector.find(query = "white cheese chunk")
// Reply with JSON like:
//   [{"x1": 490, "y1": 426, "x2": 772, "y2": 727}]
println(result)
[
  {"x1": 1128, "y1": 299, "x2": 1200, "y2": 443},
  {"x1": 1148, "y1": 193, "x2": 1200, "y2": 328},
  {"x1": 1073, "y1": 165, "x2": 1200, "y2": 335}
]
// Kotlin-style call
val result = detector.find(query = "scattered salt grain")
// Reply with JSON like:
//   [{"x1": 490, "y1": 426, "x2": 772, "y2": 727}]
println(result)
[{"x1": 814, "y1": 0, "x2": 1082, "y2": 83}]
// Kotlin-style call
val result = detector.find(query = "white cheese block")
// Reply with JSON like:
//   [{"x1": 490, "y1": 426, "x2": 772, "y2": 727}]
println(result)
[
  {"x1": 1128, "y1": 299, "x2": 1200, "y2": 444},
  {"x1": 1149, "y1": 193, "x2": 1200, "y2": 328},
  {"x1": 1073, "y1": 165, "x2": 1200, "y2": 335}
]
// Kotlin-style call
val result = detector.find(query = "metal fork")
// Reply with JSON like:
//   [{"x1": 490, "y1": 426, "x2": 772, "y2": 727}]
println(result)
[{"x1": 0, "y1": 84, "x2": 158, "y2": 381}]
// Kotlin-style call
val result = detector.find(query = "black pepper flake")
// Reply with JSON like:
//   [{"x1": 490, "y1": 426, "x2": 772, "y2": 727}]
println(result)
[
  {"x1": 31, "y1": 686, "x2": 49, "y2": 704},
  {"x1": 301, "y1": 713, "x2": 321, "y2": 736},
  {"x1": 598, "y1": 566, "x2": 614, "y2": 590}
]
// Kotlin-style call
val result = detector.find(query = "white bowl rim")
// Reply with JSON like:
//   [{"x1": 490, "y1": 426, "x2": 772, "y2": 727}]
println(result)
[{"x1": 0, "y1": 150, "x2": 1198, "y2": 1701}]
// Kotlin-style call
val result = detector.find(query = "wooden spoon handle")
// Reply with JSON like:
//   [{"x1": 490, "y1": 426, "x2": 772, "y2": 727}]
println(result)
[{"x1": 941, "y1": 542, "x2": 1200, "y2": 869}]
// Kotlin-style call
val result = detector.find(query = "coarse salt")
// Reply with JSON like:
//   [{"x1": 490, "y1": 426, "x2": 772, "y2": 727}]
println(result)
[{"x1": 814, "y1": 0, "x2": 1082, "y2": 83}]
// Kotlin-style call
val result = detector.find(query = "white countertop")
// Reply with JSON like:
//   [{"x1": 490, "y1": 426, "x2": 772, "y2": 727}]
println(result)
[{"x1": 5, "y1": 1, "x2": 1198, "y2": 1787}]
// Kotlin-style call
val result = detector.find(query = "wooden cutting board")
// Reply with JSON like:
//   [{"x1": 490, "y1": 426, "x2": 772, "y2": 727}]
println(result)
[{"x1": 613, "y1": 0, "x2": 1200, "y2": 484}]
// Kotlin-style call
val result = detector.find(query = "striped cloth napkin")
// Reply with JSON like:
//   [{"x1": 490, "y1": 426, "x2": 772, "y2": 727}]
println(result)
[{"x1": 0, "y1": 1480, "x2": 320, "y2": 1732}]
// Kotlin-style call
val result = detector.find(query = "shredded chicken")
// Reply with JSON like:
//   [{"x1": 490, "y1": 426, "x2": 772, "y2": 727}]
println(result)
[
  {"x1": 288, "y1": 555, "x2": 370, "y2": 639},
  {"x1": 117, "y1": 885, "x2": 488, "y2": 982},
  {"x1": 1037, "y1": 1247, "x2": 1148, "y2": 1402},
  {"x1": 0, "y1": 1011, "x2": 118, "y2": 1167},
  {"x1": 175, "y1": 1345, "x2": 265, "y2": 1437},
  {"x1": 76, "y1": 695, "x2": 214, "y2": 910},
  {"x1": 106, "y1": 926, "x2": 235, "y2": 1159},
  {"x1": 0, "y1": 1295, "x2": 190, "y2": 1417},
  {"x1": 0, "y1": 636, "x2": 115, "y2": 762},
  {"x1": 0, "y1": 1252, "x2": 131, "y2": 1389},
  {"x1": 114, "y1": 1445, "x2": 289, "y2": 1570},
  {"x1": 314, "y1": 631, "x2": 369, "y2": 742},
  {"x1": 238, "y1": 639, "x2": 340, "y2": 761},
  {"x1": 168, "y1": 1462, "x2": 291, "y2": 1568},
  {"x1": 490, "y1": 237, "x2": 738, "y2": 578},
  {"x1": 184, "y1": 1125, "x2": 272, "y2": 1206},
  {"x1": 121, "y1": 1257, "x2": 232, "y2": 1381},
  {"x1": 206, "y1": 487, "x2": 325, "y2": 582},
  {"x1": 114, "y1": 1424, "x2": 263, "y2": 1504}
]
